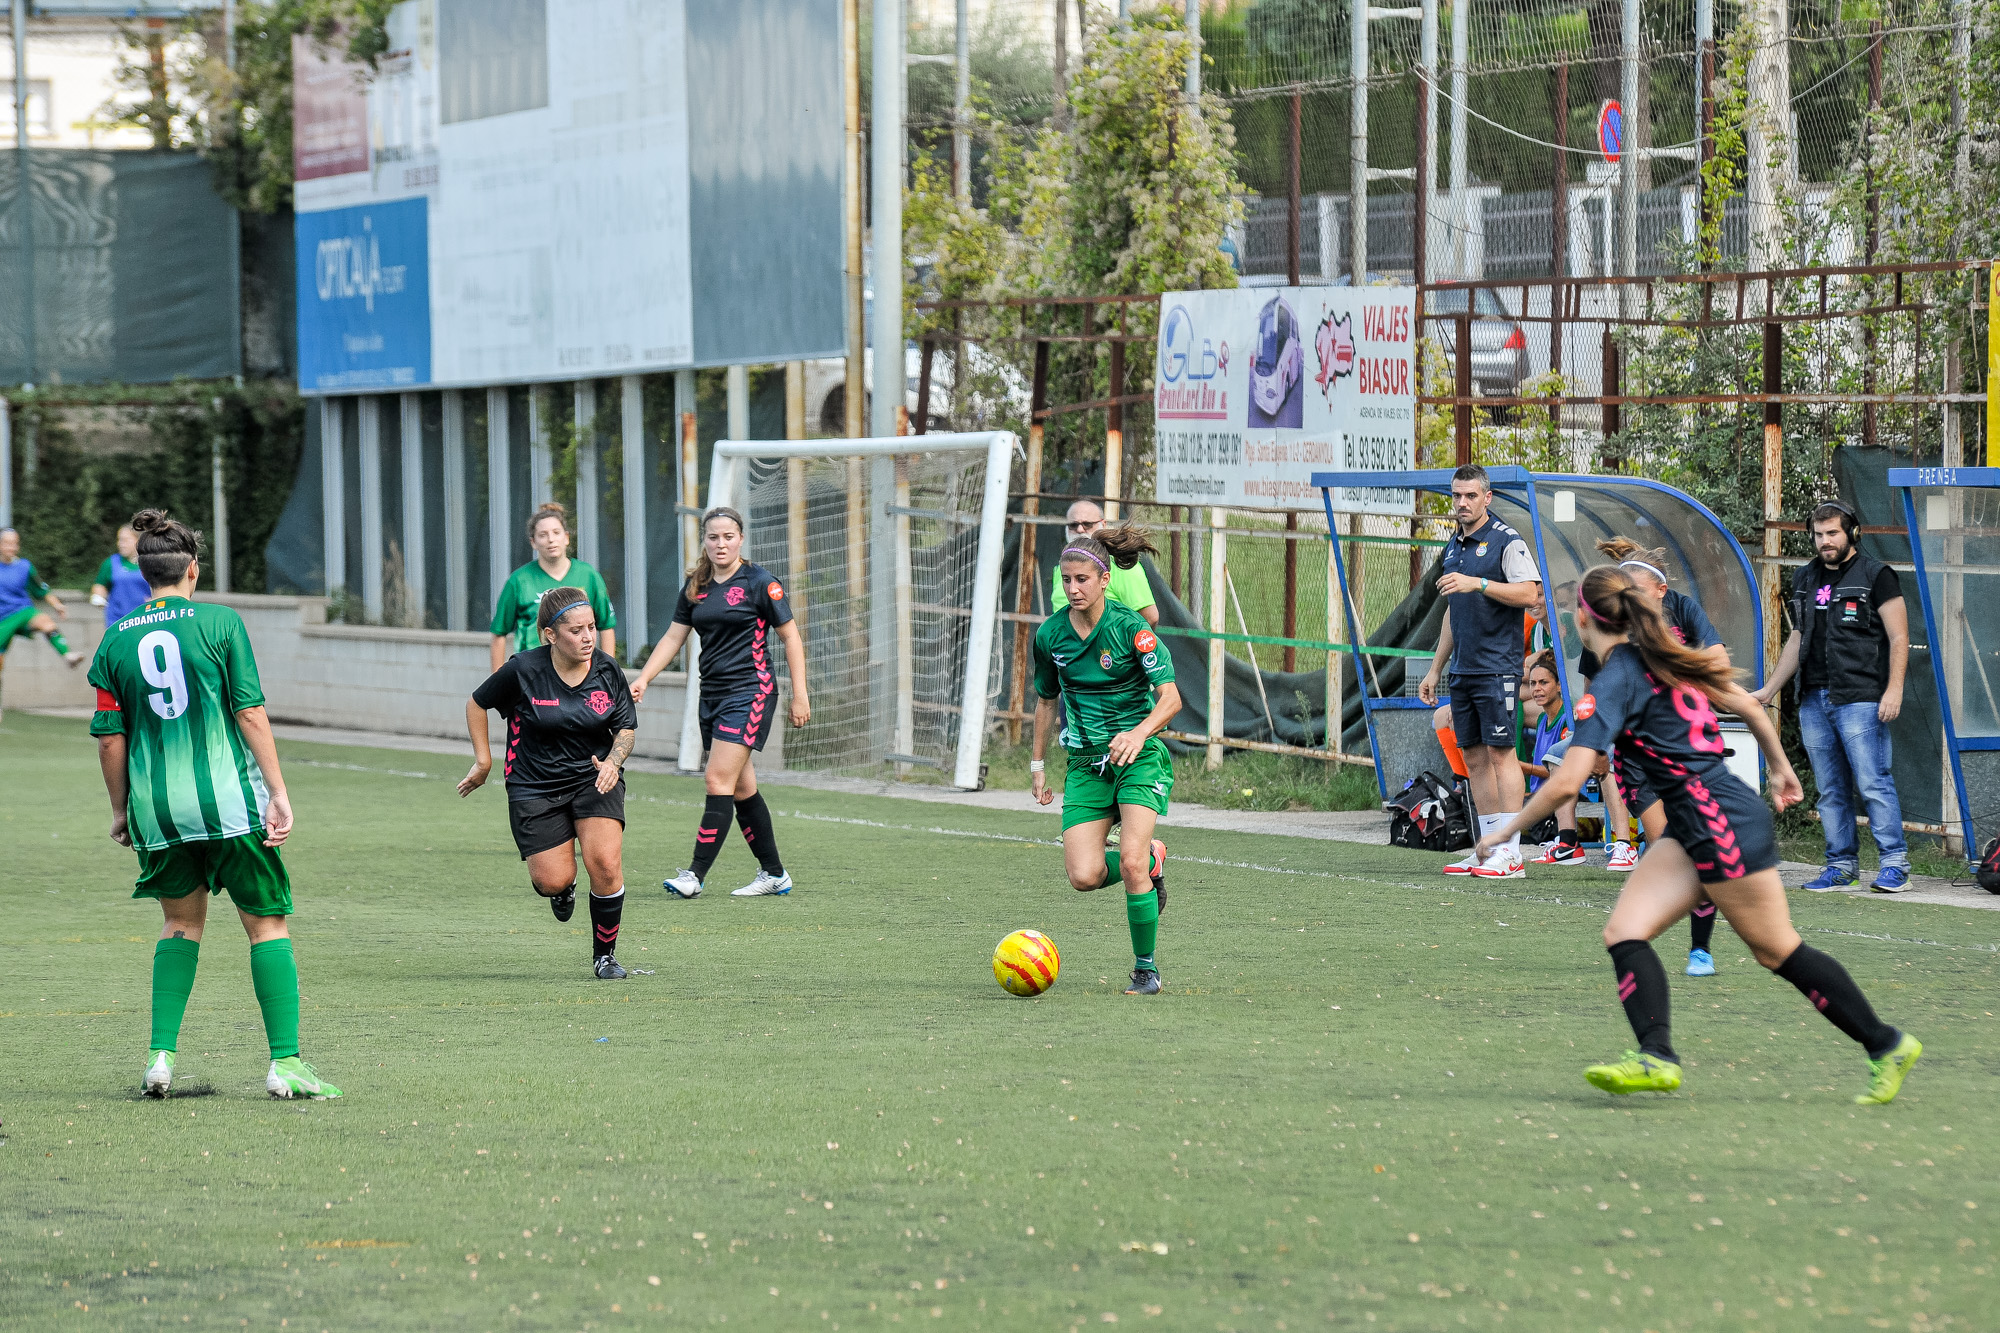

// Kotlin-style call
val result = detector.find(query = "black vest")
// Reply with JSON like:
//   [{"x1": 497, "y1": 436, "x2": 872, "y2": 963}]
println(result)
[{"x1": 1790, "y1": 550, "x2": 1894, "y2": 706}]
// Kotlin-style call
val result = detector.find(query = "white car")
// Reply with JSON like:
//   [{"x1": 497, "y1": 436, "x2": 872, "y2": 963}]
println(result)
[{"x1": 1250, "y1": 295, "x2": 1303, "y2": 418}]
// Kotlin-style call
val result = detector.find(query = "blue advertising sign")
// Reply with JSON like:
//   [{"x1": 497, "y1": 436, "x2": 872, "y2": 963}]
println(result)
[{"x1": 295, "y1": 198, "x2": 432, "y2": 392}]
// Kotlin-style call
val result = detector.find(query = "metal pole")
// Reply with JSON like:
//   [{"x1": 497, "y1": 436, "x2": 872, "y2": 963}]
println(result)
[
  {"x1": 1206, "y1": 508, "x2": 1227, "y2": 771},
  {"x1": 1105, "y1": 338, "x2": 1124, "y2": 519},
  {"x1": 1744, "y1": 0, "x2": 1786, "y2": 271},
  {"x1": 14, "y1": 0, "x2": 34, "y2": 384},
  {"x1": 621, "y1": 375, "x2": 647, "y2": 660},
  {"x1": 726, "y1": 363, "x2": 749, "y2": 442},
  {"x1": 953, "y1": 0, "x2": 970, "y2": 202},
  {"x1": 400, "y1": 392, "x2": 424, "y2": 624},
  {"x1": 1185, "y1": 0, "x2": 1199, "y2": 100},
  {"x1": 1421, "y1": 0, "x2": 1438, "y2": 278},
  {"x1": 1619, "y1": 0, "x2": 1639, "y2": 313},
  {"x1": 1283, "y1": 511, "x2": 1298, "y2": 672},
  {"x1": 676, "y1": 368, "x2": 698, "y2": 589},
  {"x1": 1943, "y1": 0, "x2": 1970, "y2": 467},
  {"x1": 1287, "y1": 89, "x2": 1302, "y2": 286},
  {"x1": 870, "y1": 0, "x2": 904, "y2": 441},
  {"x1": 574, "y1": 381, "x2": 598, "y2": 566},
  {"x1": 1862, "y1": 21, "x2": 1879, "y2": 448},
  {"x1": 358, "y1": 395, "x2": 382, "y2": 619},
  {"x1": 1454, "y1": 311, "x2": 1472, "y2": 465},
  {"x1": 211, "y1": 410, "x2": 231, "y2": 595},
  {"x1": 486, "y1": 387, "x2": 509, "y2": 617},
  {"x1": 842, "y1": 0, "x2": 866, "y2": 441},
  {"x1": 1447, "y1": 0, "x2": 1468, "y2": 279},
  {"x1": 1551, "y1": 59, "x2": 1566, "y2": 375},
  {"x1": 442, "y1": 391, "x2": 467, "y2": 630},
  {"x1": 320, "y1": 399, "x2": 346, "y2": 603},
  {"x1": 1601, "y1": 329, "x2": 1620, "y2": 468},
  {"x1": 11, "y1": 0, "x2": 25, "y2": 153},
  {"x1": 1008, "y1": 339, "x2": 1049, "y2": 745},
  {"x1": 528, "y1": 385, "x2": 552, "y2": 509},
  {"x1": 1351, "y1": 0, "x2": 1370, "y2": 283},
  {"x1": 1414, "y1": 71, "x2": 1429, "y2": 294},
  {"x1": 0, "y1": 401, "x2": 9, "y2": 528}
]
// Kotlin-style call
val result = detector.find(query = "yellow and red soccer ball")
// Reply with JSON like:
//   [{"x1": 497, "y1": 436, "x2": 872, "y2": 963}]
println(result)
[{"x1": 992, "y1": 929, "x2": 1060, "y2": 997}]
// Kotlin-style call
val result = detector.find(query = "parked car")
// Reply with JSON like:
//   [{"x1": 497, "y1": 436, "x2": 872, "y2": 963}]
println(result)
[{"x1": 1420, "y1": 284, "x2": 1530, "y2": 402}]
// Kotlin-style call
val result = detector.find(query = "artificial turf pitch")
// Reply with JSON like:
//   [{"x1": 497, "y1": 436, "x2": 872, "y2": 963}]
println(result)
[{"x1": 4, "y1": 711, "x2": 1998, "y2": 1332}]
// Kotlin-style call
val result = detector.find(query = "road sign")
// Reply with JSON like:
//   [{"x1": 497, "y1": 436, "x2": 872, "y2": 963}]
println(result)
[{"x1": 1598, "y1": 100, "x2": 1624, "y2": 163}]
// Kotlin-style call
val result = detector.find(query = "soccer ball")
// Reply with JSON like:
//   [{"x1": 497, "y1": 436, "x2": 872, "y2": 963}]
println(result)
[{"x1": 992, "y1": 929, "x2": 1060, "y2": 997}]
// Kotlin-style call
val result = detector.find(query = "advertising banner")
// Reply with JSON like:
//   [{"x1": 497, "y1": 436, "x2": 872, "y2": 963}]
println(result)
[
  {"x1": 292, "y1": 33, "x2": 370, "y2": 182},
  {"x1": 295, "y1": 199, "x2": 433, "y2": 391},
  {"x1": 1153, "y1": 285, "x2": 1417, "y2": 514}
]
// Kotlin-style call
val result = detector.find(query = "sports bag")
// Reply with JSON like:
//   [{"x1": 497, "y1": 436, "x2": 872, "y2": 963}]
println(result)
[
  {"x1": 1977, "y1": 837, "x2": 2000, "y2": 895},
  {"x1": 1388, "y1": 770, "x2": 1475, "y2": 853}
]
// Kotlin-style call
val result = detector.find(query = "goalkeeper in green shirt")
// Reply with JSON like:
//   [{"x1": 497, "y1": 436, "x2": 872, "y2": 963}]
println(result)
[
  {"x1": 1031, "y1": 526, "x2": 1180, "y2": 996},
  {"x1": 88, "y1": 509, "x2": 340, "y2": 1101},
  {"x1": 490, "y1": 502, "x2": 617, "y2": 669}
]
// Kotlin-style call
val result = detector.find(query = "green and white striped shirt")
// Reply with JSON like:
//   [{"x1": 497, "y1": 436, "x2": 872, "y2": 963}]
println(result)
[{"x1": 88, "y1": 597, "x2": 272, "y2": 850}]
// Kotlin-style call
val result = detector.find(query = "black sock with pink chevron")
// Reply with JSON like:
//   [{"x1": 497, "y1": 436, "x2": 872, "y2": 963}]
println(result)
[
  {"x1": 1774, "y1": 944, "x2": 1899, "y2": 1057},
  {"x1": 1607, "y1": 939, "x2": 1678, "y2": 1062},
  {"x1": 1689, "y1": 900, "x2": 1718, "y2": 953},
  {"x1": 690, "y1": 794, "x2": 734, "y2": 880},
  {"x1": 588, "y1": 887, "x2": 624, "y2": 960},
  {"x1": 734, "y1": 792, "x2": 784, "y2": 876}
]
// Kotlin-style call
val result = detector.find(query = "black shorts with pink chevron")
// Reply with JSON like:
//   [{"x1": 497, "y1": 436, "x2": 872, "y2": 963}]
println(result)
[
  {"x1": 1659, "y1": 771, "x2": 1779, "y2": 884},
  {"x1": 700, "y1": 687, "x2": 777, "y2": 753}
]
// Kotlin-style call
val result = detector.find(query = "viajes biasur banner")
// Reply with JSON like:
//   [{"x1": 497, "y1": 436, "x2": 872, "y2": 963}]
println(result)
[{"x1": 1153, "y1": 286, "x2": 1417, "y2": 514}]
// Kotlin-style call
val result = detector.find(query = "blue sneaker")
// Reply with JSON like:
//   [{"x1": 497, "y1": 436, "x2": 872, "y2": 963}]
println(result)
[
  {"x1": 1802, "y1": 866, "x2": 1859, "y2": 892},
  {"x1": 1686, "y1": 948, "x2": 1715, "y2": 977},
  {"x1": 1871, "y1": 865, "x2": 1911, "y2": 893}
]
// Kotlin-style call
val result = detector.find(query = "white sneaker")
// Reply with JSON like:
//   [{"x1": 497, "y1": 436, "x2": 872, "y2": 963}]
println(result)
[
  {"x1": 142, "y1": 1049, "x2": 175, "y2": 1098},
  {"x1": 1471, "y1": 847, "x2": 1526, "y2": 879},
  {"x1": 732, "y1": 870, "x2": 793, "y2": 897},
  {"x1": 1607, "y1": 841, "x2": 1640, "y2": 872},
  {"x1": 1442, "y1": 850, "x2": 1481, "y2": 877},
  {"x1": 662, "y1": 869, "x2": 703, "y2": 899}
]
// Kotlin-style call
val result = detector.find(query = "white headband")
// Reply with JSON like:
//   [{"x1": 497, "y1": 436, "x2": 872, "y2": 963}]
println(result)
[{"x1": 1619, "y1": 559, "x2": 1668, "y2": 585}]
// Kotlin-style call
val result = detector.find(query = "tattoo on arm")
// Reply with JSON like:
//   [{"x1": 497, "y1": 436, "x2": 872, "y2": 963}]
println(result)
[{"x1": 606, "y1": 729, "x2": 637, "y2": 768}]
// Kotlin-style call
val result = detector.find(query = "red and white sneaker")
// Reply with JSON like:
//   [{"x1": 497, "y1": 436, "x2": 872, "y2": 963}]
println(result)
[
  {"x1": 1443, "y1": 850, "x2": 1481, "y2": 876},
  {"x1": 1472, "y1": 847, "x2": 1526, "y2": 879},
  {"x1": 1606, "y1": 841, "x2": 1640, "y2": 872},
  {"x1": 1530, "y1": 840, "x2": 1587, "y2": 866}
]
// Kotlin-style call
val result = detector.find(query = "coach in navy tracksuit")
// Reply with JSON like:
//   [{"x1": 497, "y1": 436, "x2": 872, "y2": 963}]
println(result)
[{"x1": 1417, "y1": 464, "x2": 1546, "y2": 878}]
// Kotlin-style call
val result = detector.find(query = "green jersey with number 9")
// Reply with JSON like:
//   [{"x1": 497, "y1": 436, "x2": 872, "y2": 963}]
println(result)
[{"x1": 88, "y1": 596, "x2": 272, "y2": 850}]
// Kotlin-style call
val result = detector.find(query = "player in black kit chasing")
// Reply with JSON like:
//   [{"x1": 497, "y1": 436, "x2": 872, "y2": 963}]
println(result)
[
  {"x1": 1474, "y1": 565, "x2": 1922, "y2": 1105},
  {"x1": 632, "y1": 506, "x2": 812, "y2": 899},
  {"x1": 461, "y1": 586, "x2": 640, "y2": 979}
]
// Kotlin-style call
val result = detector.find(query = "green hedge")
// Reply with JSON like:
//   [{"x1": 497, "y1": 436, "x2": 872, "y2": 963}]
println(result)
[{"x1": 6, "y1": 381, "x2": 304, "y2": 594}]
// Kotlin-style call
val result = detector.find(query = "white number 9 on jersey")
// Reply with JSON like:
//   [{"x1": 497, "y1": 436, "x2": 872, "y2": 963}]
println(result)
[{"x1": 138, "y1": 630, "x2": 189, "y2": 720}]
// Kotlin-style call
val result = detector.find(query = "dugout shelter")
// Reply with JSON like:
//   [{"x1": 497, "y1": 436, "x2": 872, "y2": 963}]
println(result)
[
  {"x1": 1889, "y1": 466, "x2": 2000, "y2": 864},
  {"x1": 1310, "y1": 466, "x2": 1764, "y2": 802}
]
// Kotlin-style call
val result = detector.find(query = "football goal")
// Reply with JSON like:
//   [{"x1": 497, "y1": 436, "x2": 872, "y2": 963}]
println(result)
[{"x1": 678, "y1": 431, "x2": 1017, "y2": 791}]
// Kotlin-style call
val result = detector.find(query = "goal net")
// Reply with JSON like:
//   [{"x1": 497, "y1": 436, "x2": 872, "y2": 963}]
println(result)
[{"x1": 678, "y1": 431, "x2": 1016, "y2": 791}]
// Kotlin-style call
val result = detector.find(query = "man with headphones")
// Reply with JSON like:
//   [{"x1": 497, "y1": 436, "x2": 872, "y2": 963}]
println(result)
[{"x1": 1753, "y1": 500, "x2": 1913, "y2": 892}]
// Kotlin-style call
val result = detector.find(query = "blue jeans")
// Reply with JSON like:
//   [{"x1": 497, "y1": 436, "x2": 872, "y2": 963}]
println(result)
[{"x1": 1798, "y1": 688, "x2": 1908, "y2": 872}]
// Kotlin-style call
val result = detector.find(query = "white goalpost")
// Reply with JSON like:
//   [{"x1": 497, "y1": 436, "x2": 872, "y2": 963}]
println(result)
[{"x1": 678, "y1": 431, "x2": 1018, "y2": 791}]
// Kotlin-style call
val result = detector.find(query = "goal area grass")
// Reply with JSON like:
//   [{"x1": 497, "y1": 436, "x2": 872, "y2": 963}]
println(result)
[{"x1": 4, "y1": 710, "x2": 1997, "y2": 1330}]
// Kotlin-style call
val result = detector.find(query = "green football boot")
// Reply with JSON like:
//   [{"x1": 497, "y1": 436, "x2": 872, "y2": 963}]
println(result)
[
  {"x1": 266, "y1": 1056, "x2": 343, "y2": 1100},
  {"x1": 1855, "y1": 1032, "x2": 1922, "y2": 1105},
  {"x1": 1584, "y1": 1050, "x2": 1683, "y2": 1094},
  {"x1": 142, "y1": 1049, "x2": 175, "y2": 1098}
]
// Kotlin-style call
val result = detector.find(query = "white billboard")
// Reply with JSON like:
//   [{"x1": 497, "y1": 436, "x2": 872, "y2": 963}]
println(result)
[
  {"x1": 293, "y1": 0, "x2": 842, "y2": 394},
  {"x1": 1152, "y1": 285, "x2": 1418, "y2": 514}
]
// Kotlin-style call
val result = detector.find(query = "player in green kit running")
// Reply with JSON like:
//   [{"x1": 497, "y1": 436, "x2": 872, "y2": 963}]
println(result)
[
  {"x1": 490, "y1": 502, "x2": 616, "y2": 670},
  {"x1": 1031, "y1": 526, "x2": 1179, "y2": 995},
  {"x1": 88, "y1": 510, "x2": 340, "y2": 1100}
]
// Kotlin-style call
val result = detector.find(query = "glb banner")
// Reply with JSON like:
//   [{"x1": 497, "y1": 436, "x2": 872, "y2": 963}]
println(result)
[{"x1": 1153, "y1": 286, "x2": 1417, "y2": 513}]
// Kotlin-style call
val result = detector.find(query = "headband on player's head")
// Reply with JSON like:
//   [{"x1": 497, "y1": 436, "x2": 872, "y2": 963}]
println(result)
[
  {"x1": 1061, "y1": 546, "x2": 1108, "y2": 571},
  {"x1": 1619, "y1": 558, "x2": 1668, "y2": 585},
  {"x1": 1577, "y1": 594, "x2": 1608, "y2": 625}
]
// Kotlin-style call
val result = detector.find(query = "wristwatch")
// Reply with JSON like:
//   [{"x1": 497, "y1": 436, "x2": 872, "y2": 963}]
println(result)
[{"x1": 1480, "y1": 578, "x2": 1489, "y2": 592}]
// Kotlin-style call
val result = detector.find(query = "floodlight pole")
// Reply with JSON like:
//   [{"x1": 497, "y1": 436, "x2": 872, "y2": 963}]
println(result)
[
  {"x1": 1619, "y1": 0, "x2": 1639, "y2": 316},
  {"x1": 1447, "y1": 0, "x2": 1467, "y2": 279},
  {"x1": 870, "y1": 0, "x2": 903, "y2": 442}
]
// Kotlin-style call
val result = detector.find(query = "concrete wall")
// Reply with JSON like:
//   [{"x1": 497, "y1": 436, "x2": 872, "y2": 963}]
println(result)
[{"x1": 2, "y1": 592, "x2": 696, "y2": 763}]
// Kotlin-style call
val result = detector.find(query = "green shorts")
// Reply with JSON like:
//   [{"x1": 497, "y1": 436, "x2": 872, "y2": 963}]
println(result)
[
  {"x1": 1060, "y1": 738, "x2": 1174, "y2": 831},
  {"x1": 133, "y1": 832, "x2": 293, "y2": 917},
  {"x1": 0, "y1": 605, "x2": 39, "y2": 652}
]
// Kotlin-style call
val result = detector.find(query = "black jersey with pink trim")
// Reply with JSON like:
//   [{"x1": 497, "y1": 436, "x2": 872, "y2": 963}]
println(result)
[
  {"x1": 674, "y1": 561, "x2": 794, "y2": 698},
  {"x1": 472, "y1": 646, "x2": 638, "y2": 803},
  {"x1": 1572, "y1": 643, "x2": 1774, "y2": 880}
]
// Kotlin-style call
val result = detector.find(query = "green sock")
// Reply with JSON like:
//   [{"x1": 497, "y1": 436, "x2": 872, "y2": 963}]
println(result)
[
  {"x1": 249, "y1": 938, "x2": 301, "y2": 1060},
  {"x1": 1125, "y1": 889, "x2": 1160, "y2": 972},
  {"x1": 149, "y1": 937, "x2": 200, "y2": 1053},
  {"x1": 46, "y1": 630, "x2": 71, "y2": 656},
  {"x1": 1102, "y1": 849, "x2": 1122, "y2": 889}
]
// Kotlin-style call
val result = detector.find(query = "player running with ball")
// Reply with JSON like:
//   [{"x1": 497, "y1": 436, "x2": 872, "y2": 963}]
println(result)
[
  {"x1": 463, "y1": 586, "x2": 639, "y2": 979},
  {"x1": 633, "y1": 506, "x2": 810, "y2": 899},
  {"x1": 88, "y1": 510, "x2": 339, "y2": 1100},
  {"x1": 1031, "y1": 527, "x2": 1177, "y2": 996},
  {"x1": 1474, "y1": 565, "x2": 1921, "y2": 1105}
]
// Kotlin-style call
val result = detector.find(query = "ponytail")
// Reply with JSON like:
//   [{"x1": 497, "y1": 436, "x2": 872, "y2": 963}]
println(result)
[
  {"x1": 687, "y1": 506, "x2": 746, "y2": 596},
  {"x1": 1578, "y1": 565, "x2": 1734, "y2": 697},
  {"x1": 1594, "y1": 536, "x2": 1670, "y2": 587},
  {"x1": 1061, "y1": 523, "x2": 1159, "y2": 573}
]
